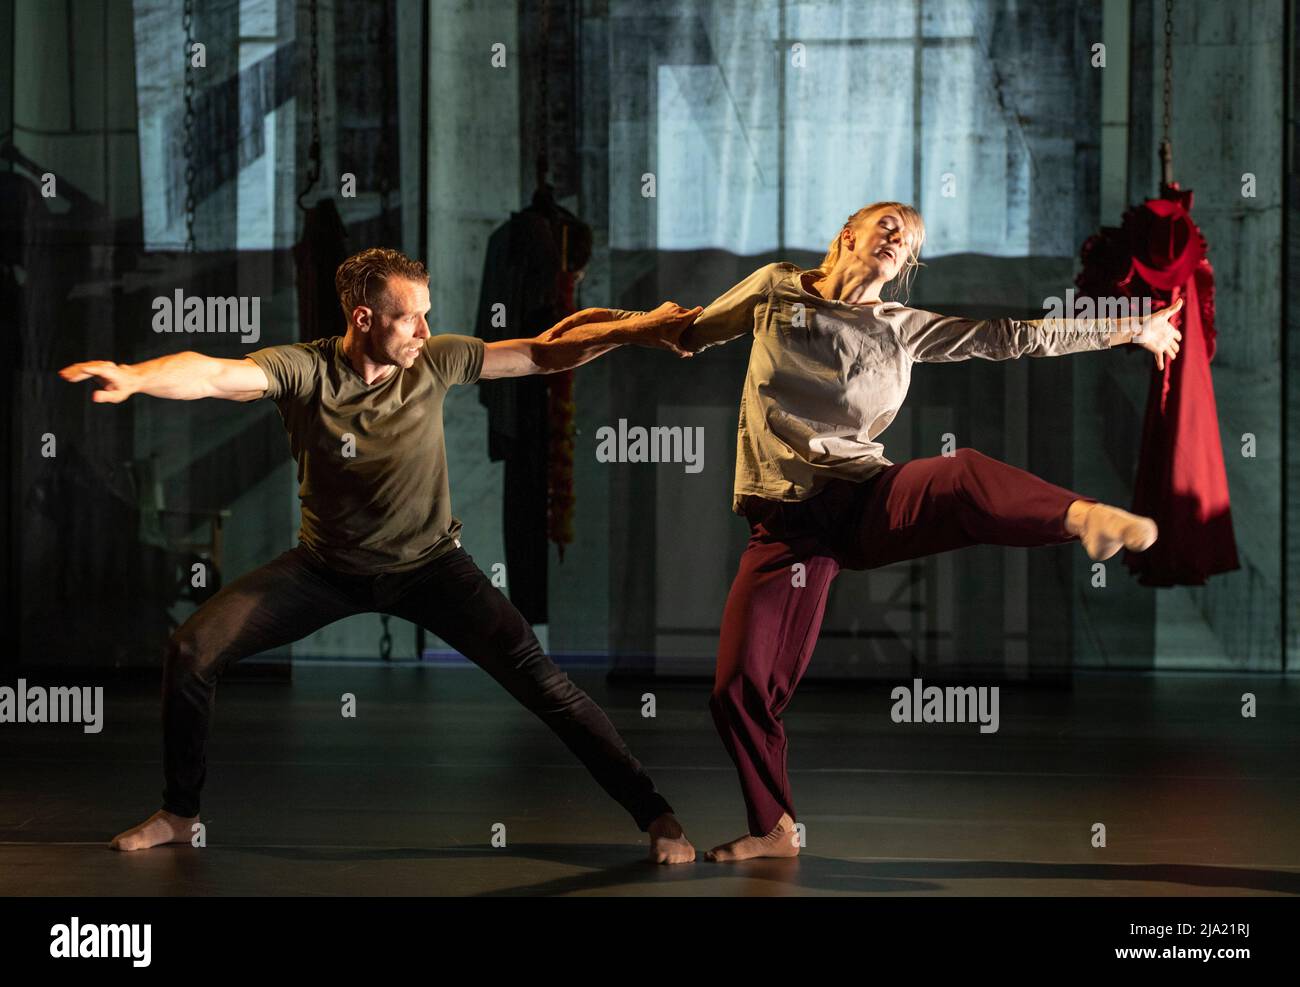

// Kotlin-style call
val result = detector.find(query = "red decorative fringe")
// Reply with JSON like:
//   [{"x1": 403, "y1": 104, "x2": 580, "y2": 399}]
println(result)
[{"x1": 546, "y1": 271, "x2": 579, "y2": 560}]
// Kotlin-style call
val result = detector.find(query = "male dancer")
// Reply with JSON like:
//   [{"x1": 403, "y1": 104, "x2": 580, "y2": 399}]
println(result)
[{"x1": 60, "y1": 247, "x2": 702, "y2": 863}]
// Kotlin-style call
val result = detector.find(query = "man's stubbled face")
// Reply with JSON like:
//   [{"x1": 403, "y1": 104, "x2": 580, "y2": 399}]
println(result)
[{"x1": 365, "y1": 276, "x2": 431, "y2": 369}]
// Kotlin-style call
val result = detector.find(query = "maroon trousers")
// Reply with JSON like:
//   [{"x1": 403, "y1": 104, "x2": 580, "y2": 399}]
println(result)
[{"x1": 709, "y1": 448, "x2": 1097, "y2": 836}]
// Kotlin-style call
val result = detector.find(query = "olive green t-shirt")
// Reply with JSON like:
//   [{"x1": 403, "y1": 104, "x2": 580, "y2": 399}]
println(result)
[{"x1": 246, "y1": 334, "x2": 486, "y2": 574}]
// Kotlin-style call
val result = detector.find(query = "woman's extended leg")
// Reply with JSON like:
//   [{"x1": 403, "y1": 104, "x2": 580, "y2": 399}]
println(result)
[
  {"x1": 706, "y1": 450, "x2": 1155, "y2": 862},
  {"x1": 840, "y1": 448, "x2": 1154, "y2": 569}
]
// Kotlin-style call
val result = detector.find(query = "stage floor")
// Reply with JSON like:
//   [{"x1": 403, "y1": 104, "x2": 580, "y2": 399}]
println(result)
[{"x1": 2, "y1": 665, "x2": 1297, "y2": 896}]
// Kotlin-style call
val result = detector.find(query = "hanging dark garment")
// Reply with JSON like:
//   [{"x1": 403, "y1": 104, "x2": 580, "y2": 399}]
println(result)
[
  {"x1": 294, "y1": 198, "x2": 349, "y2": 342},
  {"x1": 474, "y1": 199, "x2": 590, "y2": 622},
  {"x1": 545, "y1": 223, "x2": 591, "y2": 561},
  {"x1": 1076, "y1": 185, "x2": 1240, "y2": 586},
  {"x1": 475, "y1": 209, "x2": 559, "y2": 624}
]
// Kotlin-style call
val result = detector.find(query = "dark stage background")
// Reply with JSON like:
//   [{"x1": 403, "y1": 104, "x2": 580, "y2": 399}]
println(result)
[{"x1": 2, "y1": 0, "x2": 1295, "y2": 681}]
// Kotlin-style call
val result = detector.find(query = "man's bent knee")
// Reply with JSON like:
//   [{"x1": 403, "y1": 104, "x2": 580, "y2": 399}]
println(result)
[{"x1": 163, "y1": 634, "x2": 220, "y2": 687}]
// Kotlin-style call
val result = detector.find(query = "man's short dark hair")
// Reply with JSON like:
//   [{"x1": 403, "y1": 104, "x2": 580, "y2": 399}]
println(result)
[{"x1": 335, "y1": 247, "x2": 429, "y2": 323}]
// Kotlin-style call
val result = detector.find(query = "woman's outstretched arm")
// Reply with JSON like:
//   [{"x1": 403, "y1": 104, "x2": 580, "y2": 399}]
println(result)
[
  {"x1": 896, "y1": 297, "x2": 1183, "y2": 369},
  {"x1": 678, "y1": 263, "x2": 780, "y2": 354}
]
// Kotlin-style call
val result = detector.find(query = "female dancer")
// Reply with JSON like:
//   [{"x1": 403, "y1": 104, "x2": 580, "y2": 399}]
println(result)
[{"x1": 681, "y1": 202, "x2": 1183, "y2": 862}]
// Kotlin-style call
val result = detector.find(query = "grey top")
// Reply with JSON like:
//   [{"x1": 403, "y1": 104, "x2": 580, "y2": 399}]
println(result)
[{"x1": 680, "y1": 262, "x2": 1116, "y2": 512}]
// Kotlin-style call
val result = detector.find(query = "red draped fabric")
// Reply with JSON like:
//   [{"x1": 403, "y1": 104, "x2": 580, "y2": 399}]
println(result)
[{"x1": 1076, "y1": 184, "x2": 1240, "y2": 586}]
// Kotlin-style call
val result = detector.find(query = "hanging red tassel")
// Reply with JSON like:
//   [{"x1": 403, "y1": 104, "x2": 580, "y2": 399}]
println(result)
[{"x1": 546, "y1": 269, "x2": 578, "y2": 561}]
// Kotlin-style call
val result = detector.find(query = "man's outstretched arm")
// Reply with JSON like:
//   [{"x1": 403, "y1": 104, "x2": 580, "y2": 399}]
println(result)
[
  {"x1": 58, "y1": 352, "x2": 270, "y2": 402},
  {"x1": 480, "y1": 302, "x2": 702, "y2": 380}
]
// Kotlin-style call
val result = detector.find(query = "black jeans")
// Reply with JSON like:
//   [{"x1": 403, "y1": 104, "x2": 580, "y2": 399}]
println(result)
[{"x1": 161, "y1": 545, "x2": 673, "y2": 830}]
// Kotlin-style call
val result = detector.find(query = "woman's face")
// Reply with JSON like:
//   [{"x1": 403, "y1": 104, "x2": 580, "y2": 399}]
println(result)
[{"x1": 847, "y1": 209, "x2": 913, "y2": 283}]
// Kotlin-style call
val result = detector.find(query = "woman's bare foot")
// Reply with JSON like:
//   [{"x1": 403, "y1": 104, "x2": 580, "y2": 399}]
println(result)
[
  {"x1": 647, "y1": 812, "x2": 696, "y2": 864},
  {"x1": 706, "y1": 812, "x2": 801, "y2": 862},
  {"x1": 109, "y1": 809, "x2": 198, "y2": 851},
  {"x1": 1066, "y1": 500, "x2": 1158, "y2": 561}
]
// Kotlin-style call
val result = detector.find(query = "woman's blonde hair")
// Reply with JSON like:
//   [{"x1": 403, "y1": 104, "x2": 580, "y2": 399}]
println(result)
[{"x1": 815, "y1": 201, "x2": 926, "y2": 301}]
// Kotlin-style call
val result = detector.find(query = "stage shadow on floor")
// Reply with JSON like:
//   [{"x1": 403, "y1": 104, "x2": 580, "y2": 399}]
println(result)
[{"x1": 223, "y1": 843, "x2": 1300, "y2": 896}]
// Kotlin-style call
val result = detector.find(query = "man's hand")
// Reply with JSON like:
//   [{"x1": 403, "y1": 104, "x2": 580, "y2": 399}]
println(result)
[
  {"x1": 1132, "y1": 297, "x2": 1183, "y2": 371},
  {"x1": 627, "y1": 302, "x2": 704, "y2": 358},
  {"x1": 483, "y1": 303, "x2": 705, "y2": 378},
  {"x1": 58, "y1": 361, "x2": 139, "y2": 403},
  {"x1": 545, "y1": 307, "x2": 619, "y2": 339}
]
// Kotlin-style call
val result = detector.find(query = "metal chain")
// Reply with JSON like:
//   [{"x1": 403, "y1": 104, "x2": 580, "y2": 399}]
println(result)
[
  {"x1": 1161, "y1": 0, "x2": 1173, "y2": 144},
  {"x1": 182, "y1": 0, "x2": 196, "y2": 251},
  {"x1": 297, "y1": 0, "x2": 322, "y2": 209},
  {"x1": 310, "y1": 0, "x2": 320, "y2": 158},
  {"x1": 379, "y1": 614, "x2": 393, "y2": 661},
  {"x1": 537, "y1": 0, "x2": 550, "y2": 187},
  {"x1": 376, "y1": 0, "x2": 392, "y2": 232}
]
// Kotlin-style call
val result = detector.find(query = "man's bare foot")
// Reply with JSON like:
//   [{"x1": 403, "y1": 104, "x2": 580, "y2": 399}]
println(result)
[
  {"x1": 1066, "y1": 500, "x2": 1158, "y2": 561},
  {"x1": 706, "y1": 812, "x2": 801, "y2": 862},
  {"x1": 647, "y1": 813, "x2": 696, "y2": 864},
  {"x1": 109, "y1": 809, "x2": 198, "y2": 851}
]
